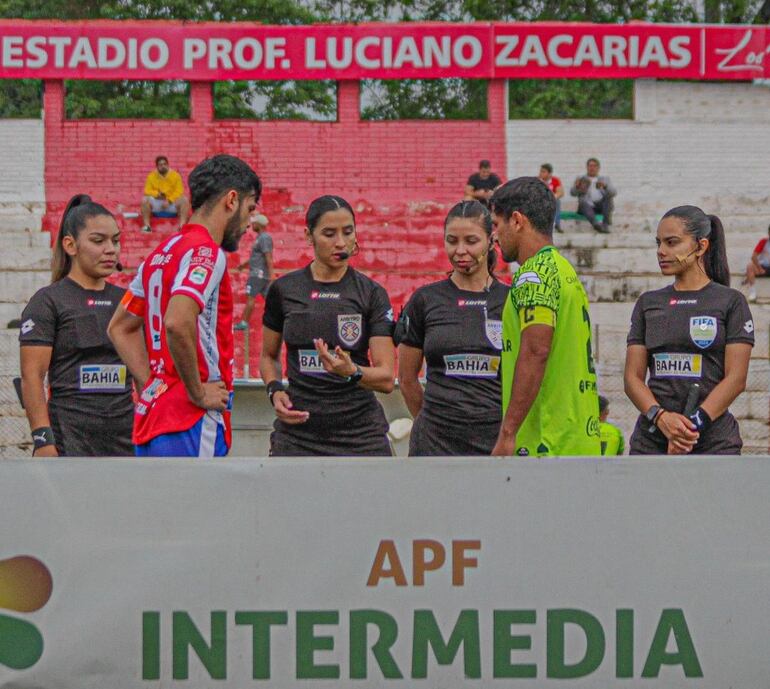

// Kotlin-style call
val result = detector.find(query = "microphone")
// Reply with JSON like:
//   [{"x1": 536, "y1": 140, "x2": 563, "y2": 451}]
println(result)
[
  {"x1": 683, "y1": 383, "x2": 701, "y2": 417},
  {"x1": 116, "y1": 262, "x2": 124, "y2": 272},
  {"x1": 675, "y1": 248, "x2": 699, "y2": 264},
  {"x1": 337, "y1": 251, "x2": 350, "y2": 260}
]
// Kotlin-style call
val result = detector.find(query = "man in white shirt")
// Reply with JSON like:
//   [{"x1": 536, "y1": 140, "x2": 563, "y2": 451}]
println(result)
[{"x1": 570, "y1": 157, "x2": 617, "y2": 234}]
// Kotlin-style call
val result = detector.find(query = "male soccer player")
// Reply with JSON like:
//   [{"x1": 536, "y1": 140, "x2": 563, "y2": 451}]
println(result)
[
  {"x1": 598, "y1": 395, "x2": 625, "y2": 456},
  {"x1": 108, "y1": 155, "x2": 261, "y2": 456},
  {"x1": 490, "y1": 176, "x2": 601, "y2": 457}
]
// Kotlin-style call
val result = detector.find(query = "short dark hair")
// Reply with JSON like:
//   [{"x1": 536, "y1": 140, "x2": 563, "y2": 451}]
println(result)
[
  {"x1": 306, "y1": 195, "x2": 355, "y2": 231},
  {"x1": 155, "y1": 155, "x2": 168, "y2": 166},
  {"x1": 188, "y1": 155, "x2": 261, "y2": 212},
  {"x1": 490, "y1": 177, "x2": 556, "y2": 236},
  {"x1": 479, "y1": 159, "x2": 491, "y2": 169},
  {"x1": 587, "y1": 157, "x2": 600, "y2": 167},
  {"x1": 598, "y1": 395, "x2": 609, "y2": 414},
  {"x1": 541, "y1": 163, "x2": 553, "y2": 174}
]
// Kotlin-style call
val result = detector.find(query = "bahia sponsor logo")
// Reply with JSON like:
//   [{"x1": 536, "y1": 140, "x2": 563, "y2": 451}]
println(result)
[{"x1": 0, "y1": 555, "x2": 52, "y2": 671}]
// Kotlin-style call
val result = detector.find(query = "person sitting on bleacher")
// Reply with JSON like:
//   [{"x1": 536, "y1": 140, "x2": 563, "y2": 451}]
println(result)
[
  {"x1": 570, "y1": 157, "x2": 616, "y2": 234},
  {"x1": 538, "y1": 163, "x2": 564, "y2": 233},
  {"x1": 140, "y1": 155, "x2": 190, "y2": 233},
  {"x1": 743, "y1": 223, "x2": 770, "y2": 302}
]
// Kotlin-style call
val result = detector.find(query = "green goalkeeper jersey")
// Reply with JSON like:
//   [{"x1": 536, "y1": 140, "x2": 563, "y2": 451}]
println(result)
[{"x1": 501, "y1": 246, "x2": 601, "y2": 457}]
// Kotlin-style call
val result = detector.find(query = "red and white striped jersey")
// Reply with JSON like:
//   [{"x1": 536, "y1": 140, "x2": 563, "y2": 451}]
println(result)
[{"x1": 123, "y1": 224, "x2": 234, "y2": 446}]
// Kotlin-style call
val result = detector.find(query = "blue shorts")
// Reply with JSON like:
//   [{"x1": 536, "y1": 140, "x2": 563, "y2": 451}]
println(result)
[{"x1": 135, "y1": 414, "x2": 228, "y2": 458}]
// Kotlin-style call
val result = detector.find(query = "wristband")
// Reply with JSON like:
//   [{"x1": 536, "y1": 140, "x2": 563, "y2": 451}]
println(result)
[
  {"x1": 31, "y1": 426, "x2": 55, "y2": 450},
  {"x1": 688, "y1": 407, "x2": 712, "y2": 432},
  {"x1": 266, "y1": 380, "x2": 285, "y2": 407}
]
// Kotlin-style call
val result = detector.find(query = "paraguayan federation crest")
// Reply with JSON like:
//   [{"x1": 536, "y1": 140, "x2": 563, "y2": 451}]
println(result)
[
  {"x1": 338, "y1": 314, "x2": 363, "y2": 347},
  {"x1": 689, "y1": 316, "x2": 717, "y2": 349}
]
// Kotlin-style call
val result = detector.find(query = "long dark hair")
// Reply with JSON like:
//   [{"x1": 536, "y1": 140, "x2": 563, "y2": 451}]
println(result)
[
  {"x1": 662, "y1": 205, "x2": 730, "y2": 286},
  {"x1": 444, "y1": 200, "x2": 496, "y2": 273},
  {"x1": 52, "y1": 195, "x2": 113, "y2": 283},
  {"x1": 306, "y1": 195, "x2": 355, "y2": 231}
]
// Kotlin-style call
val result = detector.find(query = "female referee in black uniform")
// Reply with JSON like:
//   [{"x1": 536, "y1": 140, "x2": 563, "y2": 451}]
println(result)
[
  {"x1": 19, "y1": 195, "x2": 134, "y2": 457},
  {"x1": 259, "y1": 195, "x2": 395, "y2": 456},
  {"x1": 397, "y1": 200, "x2": 507, "y2": 455},
  {"x1": 624, "y1": 205, "x2": 754, "y2": 454}
]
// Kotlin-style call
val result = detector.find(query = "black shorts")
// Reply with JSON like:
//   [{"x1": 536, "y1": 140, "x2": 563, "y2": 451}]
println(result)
[
  {"x1": 246, "y1": 276, "x2": 270, "y2": 298},
  {"x1": 49, "y1": 402, "x2": 134, "y2": 457},
  {"x1": 409, "y1": 412, "x2": 500, "y2": 456},
  {"x1": 629, "y1": 412, "x2": 743, "y2": 455},
  {"x1": 269, "y1": 399, "x2": 391, "y2": 457}
]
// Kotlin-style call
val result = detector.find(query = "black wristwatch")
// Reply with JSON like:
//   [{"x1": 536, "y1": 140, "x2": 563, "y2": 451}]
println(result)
[
  {"x1": 645, "y1": 404, "x2": 663, "y2": 433},
  {"x1": 345, "y1": 365, "x2": 364, "y2": 385}
]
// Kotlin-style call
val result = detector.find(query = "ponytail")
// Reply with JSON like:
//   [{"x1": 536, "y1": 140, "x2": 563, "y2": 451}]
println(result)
[
  {"x1": 705, "y1": 214, "x2": 730, "y2": 287},
  {"x1": 52, "y1": 194, "x2": 113, "y2": 283},
  {"x1": 444, "y1": 200, "x2": 497, "y2": 274},
  {"x1": 661, "y1": 205, "x2": 730, "y2": 287}
]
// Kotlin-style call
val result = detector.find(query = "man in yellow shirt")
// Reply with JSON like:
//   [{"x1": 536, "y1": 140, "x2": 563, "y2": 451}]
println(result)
[{"x1": 140, "y1": 156, "x2": 190, "y2": 233}]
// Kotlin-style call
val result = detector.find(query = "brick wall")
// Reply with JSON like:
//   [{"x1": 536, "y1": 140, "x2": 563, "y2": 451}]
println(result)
[
  {"x1": 506, "y1": 80, "x2": 770, "y2": 228},
  {"x1": 43, "y1": 80, "x2": 506, "y2": 217}
]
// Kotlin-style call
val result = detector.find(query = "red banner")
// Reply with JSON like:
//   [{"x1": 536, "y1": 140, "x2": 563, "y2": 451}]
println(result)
[{"x1": 0, "y1": 19, "x2": 767, "y2": 80}]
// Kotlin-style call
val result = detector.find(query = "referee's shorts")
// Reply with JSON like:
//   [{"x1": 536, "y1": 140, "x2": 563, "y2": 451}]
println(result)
[{"x1": 135, "y1": 414, "x2": 228, "y2": 457}]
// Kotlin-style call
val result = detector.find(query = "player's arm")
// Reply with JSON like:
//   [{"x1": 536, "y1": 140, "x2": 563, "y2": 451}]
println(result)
[
  {"x1": 700, "y1": 343, "x2": 751, "y2": 422},
  {"x1": 260, "y1": 326, "x2": 308, "y2": 424},
  {"x1": 108, "y1": 302, "x2": 151, "y2": 391},
  {"x1": 463, "y1": 183, "x2": 475, "y2": 200},
  {"x1": 624, "y1": 344, "x2": 697, "y2": 453},
  {"x1": 264, "y1": 251, "x2": 274, "y2": 281},
  {"x1": 143, "y1": 173, "x2": 158, "y2": 198},
  {"x1": 398, "y1": 344, "x2": 425, "y2": 418},
  {"x1": 492, "y1": 317, "x2": 553, "y2": 456},
  {"x1": 19, "y1": 346, "x2": 57, "y2": 457},
  {"x1": 164, "y1": 294, "x2": 228, "y2": 411},
  {"x1": 554, "y1": 182, "x2": 565, "y2": 199}
]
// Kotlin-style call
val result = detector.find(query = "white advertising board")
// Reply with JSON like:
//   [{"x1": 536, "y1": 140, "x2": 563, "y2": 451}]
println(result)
[{"x1": 0, "y1": 456, "x2": 768, "y2": 687}]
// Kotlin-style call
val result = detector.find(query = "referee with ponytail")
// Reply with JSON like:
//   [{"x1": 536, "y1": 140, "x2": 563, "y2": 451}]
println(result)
[
  {"x1": 18, "y1": 195, "x2": 133, "y2": 457},
  {"x1": 397, "y1": 200, "x2": 507, "y2": 455},
  {"x1": 625, "y1": 205, "x2": 754, "y2": 454}
]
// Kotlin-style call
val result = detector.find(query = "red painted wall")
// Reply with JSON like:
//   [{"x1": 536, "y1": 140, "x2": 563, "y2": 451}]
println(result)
[{"x1": 43, "y1": 79, "x2": 508, "y2": 376}]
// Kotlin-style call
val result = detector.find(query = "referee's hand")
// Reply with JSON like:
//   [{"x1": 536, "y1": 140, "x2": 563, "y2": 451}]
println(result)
[
  {"x1": 657, "y1": 411, "x2": 699, "y2": 454},
  {"x1": 272, "y1": 391, "x2": 310, "y2": 425}
]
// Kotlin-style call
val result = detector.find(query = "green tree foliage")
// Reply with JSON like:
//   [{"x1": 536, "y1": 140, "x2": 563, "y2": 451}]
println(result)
[
  {"x1": 361, "y1": 79, "x2": 488, "y2": 120},
  {"x1": 0, "y1": 80, "x2": 41, "y2": 118},
  {"x1": 509, "y1": 79, "x2": 633, "y2": 120},
  {"x1": 213, "y1": 80, "x2": 337, "y2": 120}
]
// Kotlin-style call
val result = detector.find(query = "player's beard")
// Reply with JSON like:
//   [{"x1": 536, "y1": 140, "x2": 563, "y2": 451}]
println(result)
[{"x1": 221, "y1": 212, "x2": 247, "y2": 253}]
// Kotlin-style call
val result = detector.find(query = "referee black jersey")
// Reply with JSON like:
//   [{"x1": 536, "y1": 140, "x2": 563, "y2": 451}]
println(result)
[
  {"x1": 401, "y1": 278, "x2": 507, "y2": 424},
  {"x1": 627, "y1": 281, "x2": 754, "y2": 453},
  {"x1": 19, "y1": 277, "x2": 134, "y2": 456},
  {"x1": 263, "y1": 266, "x2": 394, "y2": 455}
]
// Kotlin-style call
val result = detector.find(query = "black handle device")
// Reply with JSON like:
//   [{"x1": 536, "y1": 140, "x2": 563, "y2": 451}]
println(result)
[{"x1": 682, "y1": 383, "x2": 701, "y2": 417}]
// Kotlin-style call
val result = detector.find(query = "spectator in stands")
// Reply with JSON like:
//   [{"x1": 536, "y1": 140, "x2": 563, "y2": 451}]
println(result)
[
  {"x1": 598, "y1": 395, "x2": 625, "y2": 455},
  {"x1": 570, "y1": 157, "x2": 616, "y2": 234},
  {"x1": 140, "y1": 155, "x2": 190, "y2": 233},
  {"x1": 743, "y1": 223, "x2": 770, "y2": 302},
  {"x1": 464, "y1": 160, "x2": 502, "y2": 207},
  {"x1": 538, "y1": 163, "x2": 565, "y2": 233},
  {"x1": 234, "y1": 213, "x2": 273, "y2": 331}
]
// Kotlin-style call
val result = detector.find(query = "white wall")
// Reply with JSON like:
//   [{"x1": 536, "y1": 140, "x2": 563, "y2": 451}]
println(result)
[
  {"x1": 507, "y1": 80, "x2": 770, "y2": 229},
  {"x1": 0, "y1": 119, "x2": 45, "y2": 212}
]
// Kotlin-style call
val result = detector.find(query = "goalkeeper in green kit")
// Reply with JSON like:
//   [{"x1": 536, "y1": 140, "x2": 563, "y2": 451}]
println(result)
[{"x1": 490, "y1": 177, "x2": 601, "y2": 457}]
